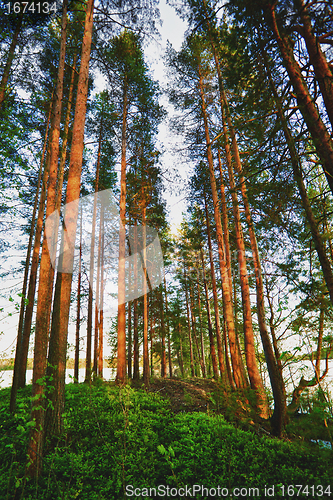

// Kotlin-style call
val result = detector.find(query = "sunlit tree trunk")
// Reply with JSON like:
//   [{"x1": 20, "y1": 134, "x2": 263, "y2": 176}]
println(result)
[
  {"x1": 160, "y1": 288, "x2": 167, "y2": 378},
  {"x1": 98, "y1": 213, "x2": 104, "y2": 378},
  {"x1": 221, "y1": 99, "x2": 268, "y2": 418},
  {"x1": 267, "y1": 5, "x2": 333, "y2": 195},
  {"x1": 56, "y1": 51, "x2": 77, "y2": 214},
  {"x1": 93, "y1": 201, "x2": 103, "y2": 377},
  {"x1": 189, "y1": 281, "x2": 204, "y2": 377},
  {"x1": 86, "y1": 117, "x2": 102, "y2": 382},
  {"x1": 27, "y1": 0, "x2": 69, "y2": 476},
  {"x1": 163, "y1": 276, "x2": 172, "y2": 378},
  {"x1": 45, "y1": 0, "x2": 94, "y2": 440},
  {"x1": 184, "y1": 264, "x2": 195, "y2": 377},
  {"x1": 117, "y1": 76, "x2": 128, "y2": 384},
  {"x1": 47, "y1": 51, "x2": 78, "y2": 387},
  {"x1": 296, "y1": 0, "x2": 333, "y2": 130},
  {"x1": 196, "y1": 260, "x2": 207, "y2": 378},
  {"x1": 127, "y1": 302, "x2": 132, "y2": 379},
  {"x1": 200, "y1": 248, "x2": 219, "y2": 379},
  {"x1": 219, "y1": 66, "x2": 286, "y2": 433},
  {"x1": 203, "y1": 193, "x2": 229, "y2": 384},
  {"x1": 10, "y1": 100, "x2": 52, "y2": 411},
  {"x1": 198, "y1": 65, "x2": 245, "y2": 388},
  {"x1": 133, "y1": 221, "x2": 139, "y2": 380},
  {"x1": 142, "y1": 207, "x2": 149, "y2": 386},
  {"x1": 150, "y1": 311, "x2": 155, "y2": 376},
  {"x1": 178, "y1": 319, "x2": 184, "y2": 377},
  {"x1": 74, "y1": 207, "x2": 82, "y2": 383},
  {"x1": 127, "y1": 228, "x2": 132, "y2": 379}
]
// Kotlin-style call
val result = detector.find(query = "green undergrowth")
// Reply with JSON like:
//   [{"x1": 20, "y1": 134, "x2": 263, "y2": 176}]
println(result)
[{"x1": 0, "y1": 382, "x2": 332, "y2": 500}]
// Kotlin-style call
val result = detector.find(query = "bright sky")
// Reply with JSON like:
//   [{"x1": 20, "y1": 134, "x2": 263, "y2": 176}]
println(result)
[{"x1": 145, "y1": 0, "x2": 189, "y2": 235}]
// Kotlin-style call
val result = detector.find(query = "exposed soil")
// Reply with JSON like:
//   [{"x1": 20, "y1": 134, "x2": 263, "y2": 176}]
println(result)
[{"x1": 148, "y1": 377, "x2": 219, "y2": 414}]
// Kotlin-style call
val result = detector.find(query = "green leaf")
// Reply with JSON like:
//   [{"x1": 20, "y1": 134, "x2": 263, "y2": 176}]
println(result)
[{"x1": 157, "y1": 444, "x2": 166, "y2": 455}]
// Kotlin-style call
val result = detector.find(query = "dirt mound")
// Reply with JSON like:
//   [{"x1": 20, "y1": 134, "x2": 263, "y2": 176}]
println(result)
[{"x1": 147, "y1": 377, "x2": 221, "y2": 413}]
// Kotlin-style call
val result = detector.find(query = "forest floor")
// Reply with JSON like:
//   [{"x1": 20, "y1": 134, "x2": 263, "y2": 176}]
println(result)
[
  {"x1": 142, "y1": 377, "x2": 333, "y2": 444},
  {"x1": 1, "y1": 380, "x2": 333, "y2": 499},
  {"x1": 132, "y1": 376, "x2": 259, "y2": 432}
]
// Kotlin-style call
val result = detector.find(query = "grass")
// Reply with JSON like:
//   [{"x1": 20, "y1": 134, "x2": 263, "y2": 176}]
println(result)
[{"x1": 0, "y1": 380, "x2": 332, "y2": 499}]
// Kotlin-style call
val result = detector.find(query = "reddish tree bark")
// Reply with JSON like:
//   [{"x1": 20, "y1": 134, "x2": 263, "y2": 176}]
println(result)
[
  {"x1": 198, "y1": 63, "x2": 246, "y2": 388},
  {"x1": 27, "y1": 0, "x2": 69, "y2": 476},
  {"x1": 116, "y1": 76, "x2": 128, "y2": 384},
  {"x1": 74, "y1": 207, "x2": 82, "y2": 383},
  {"x1": 221, "y1": 98, "x2": 268, "y2": 418},
  {"x1": 45, "y1": 0, "x2": 94, "y2": 442},
  {"x1": 203, "y1": 193, "x2": 230, "y2": 385},
  {"x1": 0, "y1": 12, "x2": 23, "y2": 110},
  {"x1": 10, "y1": 99, "x2": 52, "y2": 411},
  {"x1": 184, "y1": 264, "x2": 195, "y2": 377},
  {"x1": 200, "y1": 248, "x2": 219, "y2": 379},
  {"x1": 267, "y1": 3, "x2": 333, "y2": 196}
]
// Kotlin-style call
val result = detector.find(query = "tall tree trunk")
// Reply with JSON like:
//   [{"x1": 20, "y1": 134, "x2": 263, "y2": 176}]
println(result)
[
  {"x1": 216, "y1": 152, "x2": 233, "y2": 294},
  {"x1": 198, "y1": 65, "x2": 245, "y2": 388},
  {"x1": 163, "y1": 275, "x2": 172, "y2": 378},
  {"x1": 43, "y1": 0, "x2": 94, "y2": 442},
  {"x1": 184, "y1": 264, "x2": 195, "y2": 377},
  {"x1": 133, "y1": 222, "x2": 139, "y2": 380},
  {"x1": 218, "y1": 65, "x2": 286, "y2": 434},
  {"x1": 295, "y1": 0, "x2": 333, "y2": 130},
  {"x1": 116, "y1": 76, "x2": 128, "y2": 384},
  {"x1": 200, "y1": 248, "x2": 219, "y2": 379},
  {"x1": 47, "y1": 51, "x2": 78, "y2": 388},
  {"x1": 266, "y1": 54, "x2": 333, "y2": 309},
  {"x1": 0, "y1": 12, "x2": 23, "y2": 110},
  {"x1": 189, "y1": 281, "x2": 204, "y2": 377},
  {"x1": 142, "y1": 207, "x2": 149, "y2": 386},
  {"x1": 179, "y1": 319, "x2": 184, "y2": 377},
  {"x1": 10, "y1": 100, "x2": 52, "y2": 411},
  {"x1": 267, "y1": 4, "x2": 333, "y2": 196},
  {"x1": 196, "y1": 261, "x2": 207, "y2": 378},
  {"x1": 127, "y1": 229, "x2": 132, "y2": 379},
  {"x1": 203, "y1": 193, "x2": 229, "y2": 384},
  {"x1": 86, "y1": 117, "x2": 102, "y2": 382},
  {"x1": 74, "y1": 207, "x2": 82, "y2": 383},
  {"x1": 127, "y1": 302, "x2": 132, "y2": 379},
  {"x1": 27, "y1": 0, "x2": 68, "y2": 477},
  {"x1": 221, "y1": 100, "x2": 268, "y2": 418},
  {"x1": 150, "y1": 311, "x2": 155, "y2": 376},
  {"x1": 93, "y1": 200, "x2": 103, "y2": 377},
  {"x1": 201, "y1": 0, "x2": 285, "y2": 424},
  {"x1": 42, "y1": 0, "x2": 93, "y2": 447},
  {"x1": 98, "y1": 212, "x2": 104, "y2": 378},
  {"x1": 56, "y1": 51, "x2": 77, "y2": 214},
  {"x1": 160, "y1": 288, "x2": 167, "y2": 378}
]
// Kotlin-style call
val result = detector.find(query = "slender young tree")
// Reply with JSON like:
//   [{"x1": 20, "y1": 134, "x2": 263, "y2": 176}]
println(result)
[
  {"x1": 74, "y1": 206, "x2": 83, "y2": 383},
  {"x1": 200, "y1": 247, "x2": 219, "y2": 379}
]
